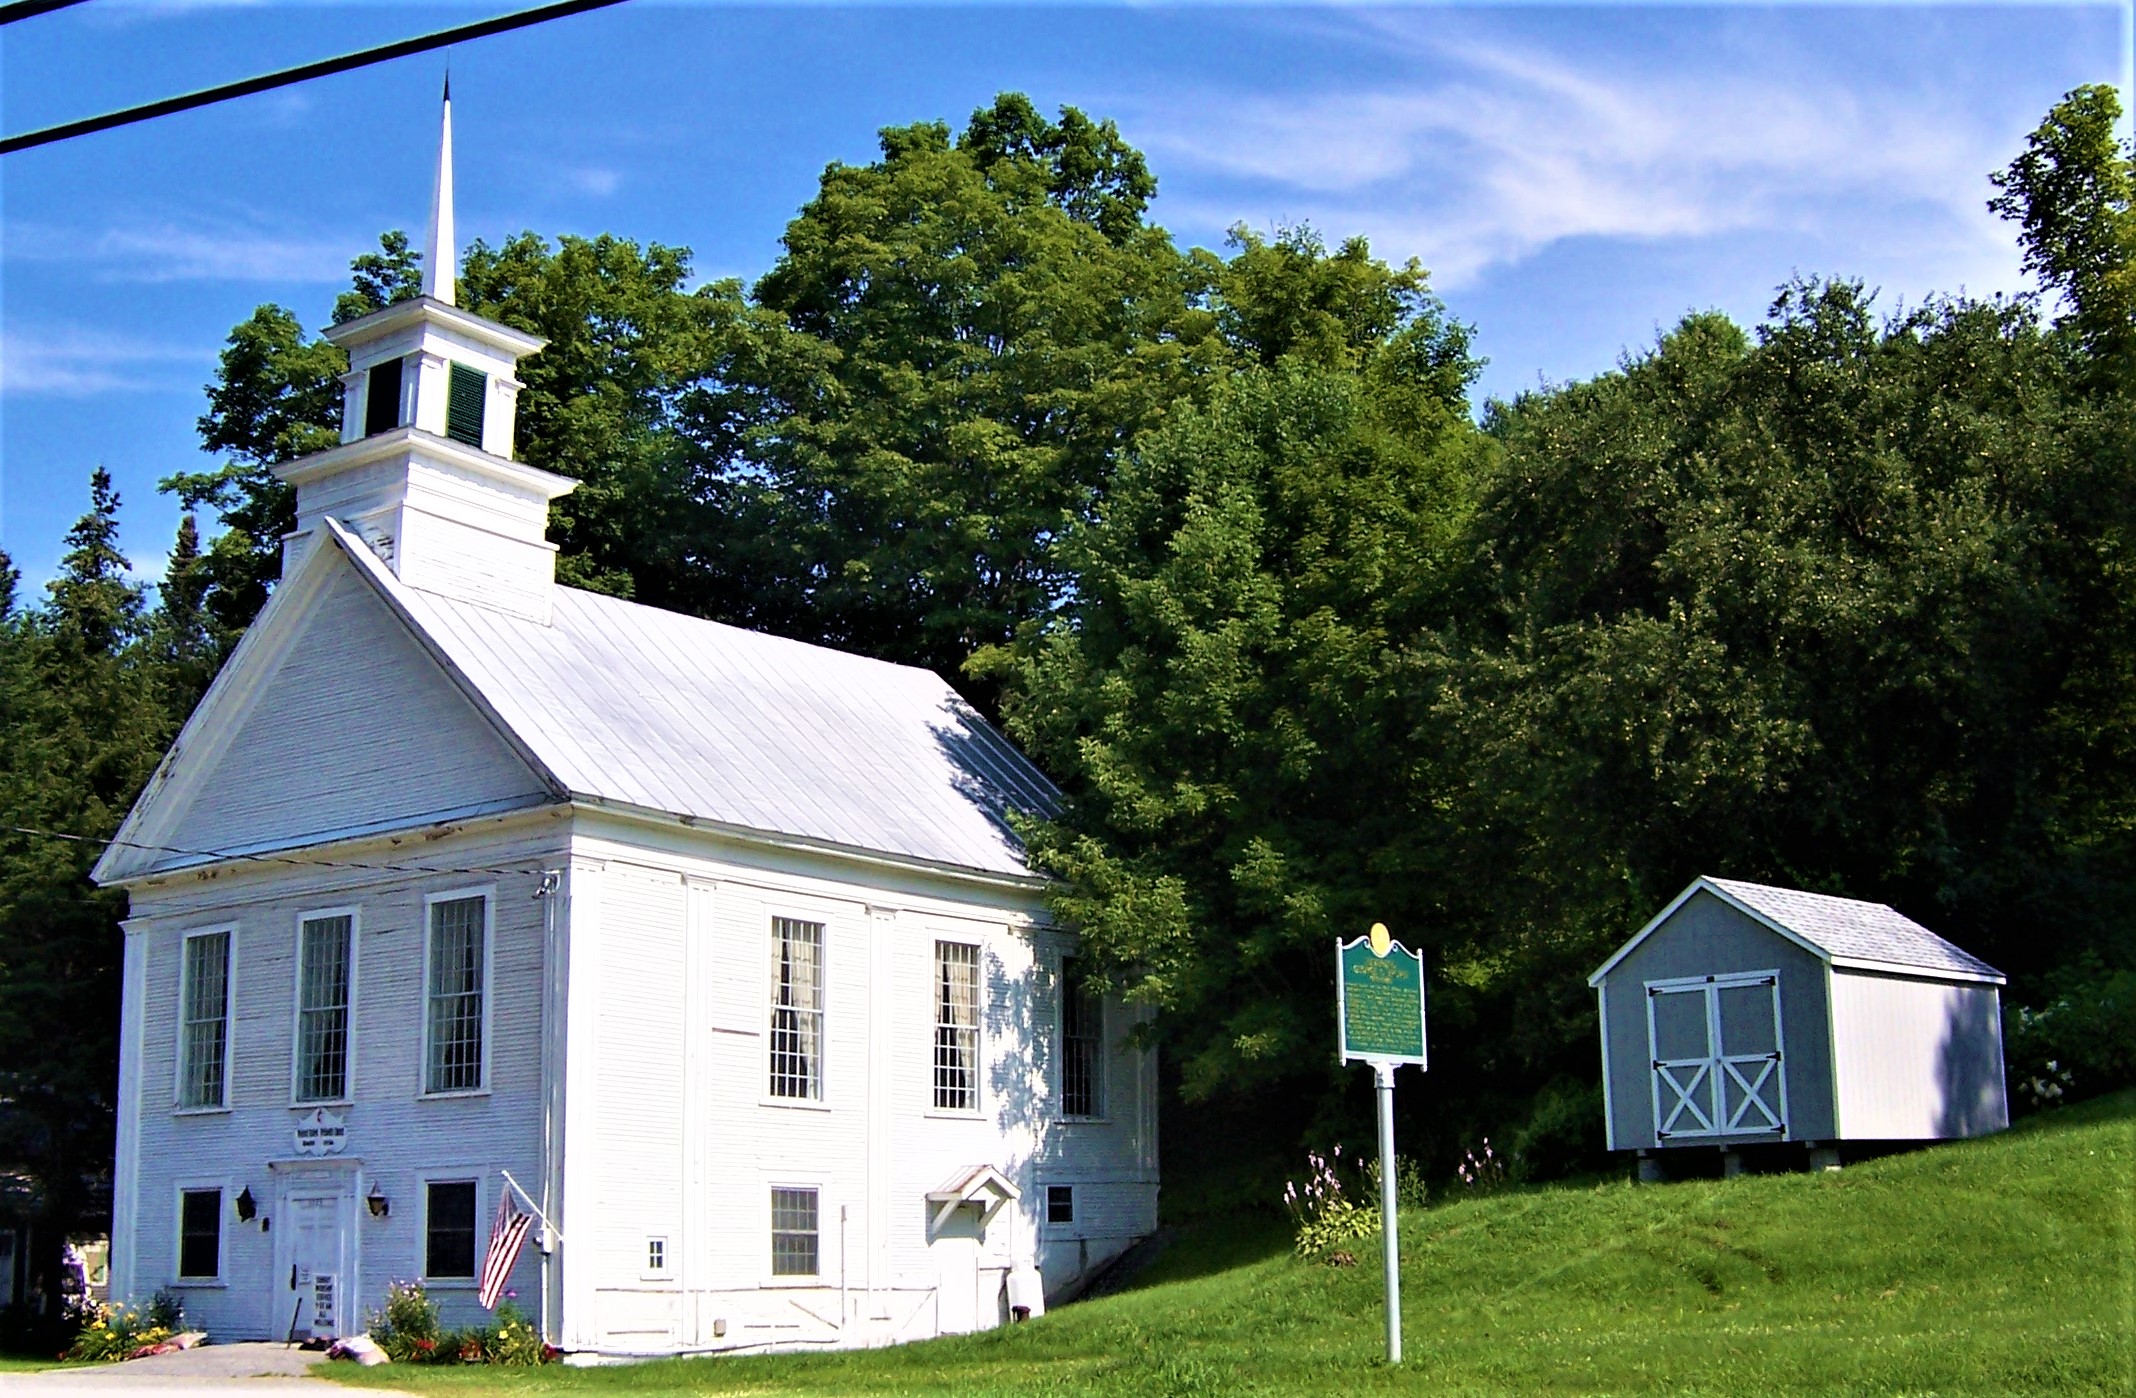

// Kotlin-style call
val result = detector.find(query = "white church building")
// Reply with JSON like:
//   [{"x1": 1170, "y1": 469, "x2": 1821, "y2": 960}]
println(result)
[{"x1": 92, "y1": 96, "x2": 1157, "y2": 1355}]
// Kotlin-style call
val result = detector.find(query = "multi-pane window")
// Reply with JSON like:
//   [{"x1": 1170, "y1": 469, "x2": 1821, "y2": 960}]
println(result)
[
  {"x1": 768, "y1": 918, "x2": 824, "y2": 1100},
  {"x1": 295, "y1": 914, "x2": 353, "y2": 1102},
  {"x1": 177, "y1": 1189, "x2": 221, "y2": 1279},
  {"x1": 425, "y1": 896, "x2": 486, "y2": 1094},
  {"x1": 645, "y1": 1238, "x2": 667, "y2": 1274},
  {"x1": 1060, "y1": 957, "x2": 1104, "y2": 1119},
  {"x1": 425, "y1": 1180, "x2": 478, "y2": 1279},
  {"x1": 1047, "y1": 1185, "x2": 1075, "y2": 1225},
  {"x1": 933, "y1": 941, "x2": 980, "y2": 1111},
  {"x1": 178, "y1": 931, "x2": 231, "y2": 1109},
  {"x1": 769, "y1": 1188, "x2": 819, "y2": 1277}
]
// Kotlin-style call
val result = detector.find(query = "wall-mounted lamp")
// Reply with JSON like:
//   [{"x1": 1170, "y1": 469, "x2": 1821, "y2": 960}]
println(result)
[
  {"x1": 234, "y1": 1187, "x2": 257, "y2": 1222},
  {"x1": 366, "y1": 1185, "x2": 390, "y2": 1219}
]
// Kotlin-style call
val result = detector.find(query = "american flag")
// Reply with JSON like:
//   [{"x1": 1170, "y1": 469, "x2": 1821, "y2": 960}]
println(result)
[{"x1": 477, "y1": 1180, "x2": 535, "y2": 1310}]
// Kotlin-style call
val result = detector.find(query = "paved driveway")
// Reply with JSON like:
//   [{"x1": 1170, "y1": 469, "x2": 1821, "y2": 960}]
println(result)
[{"x1": 0, "y1": 1344, "x2": 416, "y2": 1396}]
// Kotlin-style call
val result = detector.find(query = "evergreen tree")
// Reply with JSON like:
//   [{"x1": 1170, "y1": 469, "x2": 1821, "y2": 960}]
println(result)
[{"x1": 0, "y1": 477, "x2": 172, "y2": 1328}]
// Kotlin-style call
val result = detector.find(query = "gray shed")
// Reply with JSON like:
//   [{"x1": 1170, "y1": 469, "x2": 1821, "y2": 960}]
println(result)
[{"x1": 1589, "y1": 877, "x2": 2009, "y2": 1156}]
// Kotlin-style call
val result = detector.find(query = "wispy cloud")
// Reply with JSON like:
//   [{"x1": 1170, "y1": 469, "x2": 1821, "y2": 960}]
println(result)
[
  {"x1": 0, "y1": 326, "x2": 211, "y2": 397},
  {"x1": 561, "y1": 165, "x2": 624, "y2": 198},
  {"x1": 1131, "y1": 19, "x2": 2025, "y2": 293},
  {"x1": 4, "y1": 217, "x2": 354, "y2": 284}
]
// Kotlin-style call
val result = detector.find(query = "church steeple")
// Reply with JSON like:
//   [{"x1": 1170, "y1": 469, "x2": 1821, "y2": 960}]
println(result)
[
  {"x1": 423, "y1": 76, "x2": 456, "y2": 306},
  {"x1": 271, "y1": 82, "x2": 577, "y2": 623}
]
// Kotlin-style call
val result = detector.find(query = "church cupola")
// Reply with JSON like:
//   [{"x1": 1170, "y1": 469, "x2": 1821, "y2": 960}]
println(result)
[{"x1": 274, "y1": 80, "x2": 576, "y2": 623}]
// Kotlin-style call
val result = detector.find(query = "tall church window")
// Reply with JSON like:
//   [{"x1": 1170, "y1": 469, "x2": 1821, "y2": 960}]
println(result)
[
  {"x1": 424, "y1": 894, "x2": 488, "y2": 1094},
  {"x1": 933, "y1": 941, "x2": 980, "y2": 1111},
  {"x1": 178, "y1": 930, "x2": 232, "y2": 1109},
  {"x1": 1059, "y1": 956, "x2": 1104, "y2": 1119},
  {"x1": 294, "y1": 913, "x2": 353, "y2": 1102},
  {"x1": 445, "y1": 363, "x2": 486, "y2": 447},
  {"x1": 768, "y1": 918, "x2": 824, "y2": 1100}
]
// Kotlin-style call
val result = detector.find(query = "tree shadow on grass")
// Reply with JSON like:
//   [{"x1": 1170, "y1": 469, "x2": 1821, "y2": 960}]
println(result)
[{"x1": 1104, "y1": 1217, "x2": 1292, "y2": 1292}]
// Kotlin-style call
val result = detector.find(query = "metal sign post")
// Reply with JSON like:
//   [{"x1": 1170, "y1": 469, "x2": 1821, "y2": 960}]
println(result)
[{"x1": 1337, "y1": 921, "x2": 1427, "y2": 1366}]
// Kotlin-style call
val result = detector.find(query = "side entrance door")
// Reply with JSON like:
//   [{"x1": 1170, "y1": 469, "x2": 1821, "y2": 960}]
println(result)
[
  {"x1": 1646, "y1": 972, "x2": 1789, "y2": 1142},
  {"x1": 276, "y1": 1189, "x2": 351, "y2": 1341}
]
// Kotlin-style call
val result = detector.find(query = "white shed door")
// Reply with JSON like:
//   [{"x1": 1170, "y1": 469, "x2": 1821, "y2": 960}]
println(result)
[{"x1": 1646, "y1": 972, "x2": 1787, "y2": 1141}]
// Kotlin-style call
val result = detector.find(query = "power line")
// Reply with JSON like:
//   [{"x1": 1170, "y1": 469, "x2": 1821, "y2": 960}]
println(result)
[
  {"x1": 0, "y1": 0, "x2": 94, "y2": 26},
  {"x1": 4, "y1": 823, "x2": 557, "y2": 881},
  {"x1": 0, "y1": 0, "x2": 631, "y2": 155}
]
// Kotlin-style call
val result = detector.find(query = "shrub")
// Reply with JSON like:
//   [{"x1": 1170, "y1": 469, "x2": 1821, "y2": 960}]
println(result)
[
  {"x1": 1454, "y1": 1137, "x2": 1507, "y2": 1194},
  {"x1": 1363, "y1": 1153, "x2": 1431, "y2": 1209},
  {"x1": 1507, "y1": 1078, "x2": 1607, "y2": 1181},
  {"x1": 367, "y1": 1281, "x2": 442, "y2": 1364},
  {"x1": 368, "y1": 1285, "x2": 550, "y2": 1366},
  {"x1": 145, "y1": 1290, "x2": 184, "y2": 1333},
  {"x1": 1282, "y1": 1145, "x2": 1382, "y2": 1260},
  {"x1": 0, "y1": 1298, "x2": 92, "y2": 1359},
  {"x1": 487, "y1": 1303, "x2": 546, "y2": 1365},
  {"x1": 64, "y1": 1303, "x2": 172, "y2": 1362},
  {"x1": 2007, "y1": 960, "x2": 2136, "y2": 1111}
]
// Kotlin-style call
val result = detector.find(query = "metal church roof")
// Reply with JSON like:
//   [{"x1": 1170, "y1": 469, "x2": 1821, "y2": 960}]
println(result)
[
  {"x1": 1590, "y1": 875, "x2": 2005, "y2": 986},
  {"x1": 331, "y1": 520, "x2": 1059, "y2": 880}
]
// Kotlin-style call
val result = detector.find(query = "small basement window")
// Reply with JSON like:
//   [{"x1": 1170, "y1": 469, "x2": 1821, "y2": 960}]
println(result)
[
  {"x1": 445, "y1": 363, "x2": 487, "y2": 447},
  {"x1": 1047, "y1": 1185, "x2": 1074, "y2": 1225},
  {"x1": 770, "y1": 1187, "x2": 819, "y2": 1277},
  {"x1": 177, "y1": 1188, "x2": 222, "y2": 1279},
  {"x1": 363, "y1": 356, "x2": 404, "y2": 436}
]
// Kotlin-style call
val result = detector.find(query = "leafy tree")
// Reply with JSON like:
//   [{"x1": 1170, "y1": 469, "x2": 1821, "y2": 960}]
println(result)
[
  {"x1": 457, "y1": 232, "x2": 724, "y2": 602},
  {"x1": 0, "y1": 477, "x2": 173, "y2": 1327},
  {"x1": 703, "y1": 95, "x2": 1228, "y2": 697},
  {"x1": 163, "y1": 304, "x2": 346, "y2": 639},
  {"x1": 1413, "y1": 279, "x2": 2134, "y2": 1158},
  {"x1": 1989, "y1": 84, "x2": 2135, "y2": 376},
  {"x1": 986, "y1": 275, "x2": 1483, "y2": 1104}
]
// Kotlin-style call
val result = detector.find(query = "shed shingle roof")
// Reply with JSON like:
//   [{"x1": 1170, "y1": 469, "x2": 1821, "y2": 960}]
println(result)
[
  {"x1": 1703, "y1": 878, "x2": 2002, "y2": 980},
  {"x1": 1590, "y1": 875, "x2": 2006, "y2": 986}
]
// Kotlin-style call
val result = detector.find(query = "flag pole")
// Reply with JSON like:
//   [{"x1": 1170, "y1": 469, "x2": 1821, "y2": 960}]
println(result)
[{"x1": 499, "y1": 1168, "x2": 563, "y2": 1241}]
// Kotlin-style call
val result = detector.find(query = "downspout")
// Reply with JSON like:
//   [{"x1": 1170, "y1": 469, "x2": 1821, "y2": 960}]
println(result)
[{"x1": 536, "y1": 868, "x2": 563, "y2": 1345}]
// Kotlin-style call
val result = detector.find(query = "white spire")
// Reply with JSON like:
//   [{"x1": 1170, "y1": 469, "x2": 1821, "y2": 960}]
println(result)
[{"x1": 423, "y1": 75, "x2": 455, "y2": 306}]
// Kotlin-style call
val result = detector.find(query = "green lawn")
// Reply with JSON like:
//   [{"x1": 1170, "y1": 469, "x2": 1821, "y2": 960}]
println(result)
[{"x1": 330, "y1": 1091, "x2": 2126, "y2": 1395}]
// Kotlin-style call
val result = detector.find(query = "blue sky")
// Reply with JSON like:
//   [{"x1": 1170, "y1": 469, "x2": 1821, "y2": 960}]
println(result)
[{"x1": 1, "y1": 1, "x2": 2127, "y2": 587}]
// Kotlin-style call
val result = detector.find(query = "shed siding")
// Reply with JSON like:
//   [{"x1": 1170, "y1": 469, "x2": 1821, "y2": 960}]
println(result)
[
  {"x1": 146, "y1": 559, "x2": 549, "y2": 867},
  {"x1": 1601, "y1": 889, "x2": 1836, "y2": 1150},
  {"x1": 1829, "y1": 973, "x2": 2008, "y2": 1139}
]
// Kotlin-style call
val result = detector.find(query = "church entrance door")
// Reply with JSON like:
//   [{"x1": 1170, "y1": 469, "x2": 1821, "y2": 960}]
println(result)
[{"x1": 275, "y1": 1187, "x2": 352, "y2": 1341}]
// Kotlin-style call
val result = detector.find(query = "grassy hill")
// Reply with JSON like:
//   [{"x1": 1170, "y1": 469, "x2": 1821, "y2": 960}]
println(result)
[{"x1": 338, "y1": 1092, "x2": 2133, "y2": 1396}]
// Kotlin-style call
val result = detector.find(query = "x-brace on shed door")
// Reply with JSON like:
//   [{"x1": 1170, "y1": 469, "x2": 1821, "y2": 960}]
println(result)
[{"x1": 1645, "y1": 971, "x2": 1788, "y2": 1142}]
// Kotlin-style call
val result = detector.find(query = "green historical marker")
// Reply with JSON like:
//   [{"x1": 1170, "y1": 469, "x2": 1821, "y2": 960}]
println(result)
[
  {"x1": 1339, "y1": 922, "x2": 1427, "y2": 1066},
  {"x1": 1337, "y1": 922, "x2": 1427, "y2": 1366}
]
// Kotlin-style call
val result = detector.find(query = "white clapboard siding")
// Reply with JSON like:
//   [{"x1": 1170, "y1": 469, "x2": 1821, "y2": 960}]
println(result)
[
  {"x1": 591, "y1": 863, "x2": 687, "y2": 1319},
  {"x1": 121, "y1": 823, "x2": 559, "y2": 1340},
  {"x1": 142, "y1": 559, "x2": 550, "y2": 871}
]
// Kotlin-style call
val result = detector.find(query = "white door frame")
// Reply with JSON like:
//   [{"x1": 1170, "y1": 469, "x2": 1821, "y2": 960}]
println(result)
[
  {"x1": 1644, "y1": 972, "x2": 1789, "y2": 1142},
  {"x1": 270, "y1": 1163, "x2": 359, "y2": 1341}
]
